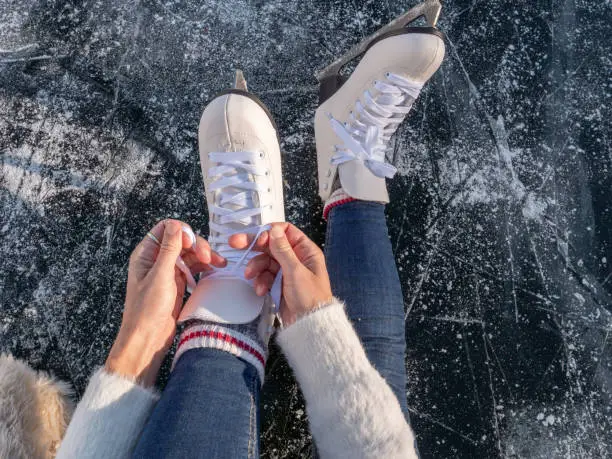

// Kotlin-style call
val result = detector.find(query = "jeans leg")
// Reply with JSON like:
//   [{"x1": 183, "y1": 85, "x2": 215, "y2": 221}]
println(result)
[
  {"x1": 133, "y1": 348, "x2": 260, "y2": 459},
  {"x1": 324, "y1": 201, "x2": 409, "y2": 418}
]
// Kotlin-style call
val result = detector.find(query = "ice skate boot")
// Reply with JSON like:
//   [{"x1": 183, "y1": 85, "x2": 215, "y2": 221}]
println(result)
[
  {"x1": 175, "y1": 71, "x2": 284, "y2": 381},
  {"x1": 316, "y1": 0, "x2": 446, "y2": 205}
]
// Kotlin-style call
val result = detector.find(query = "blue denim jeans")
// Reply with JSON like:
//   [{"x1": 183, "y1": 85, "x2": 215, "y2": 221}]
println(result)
[
  {"x1": 133, "y1": 347, "x2": 261, "y2": 458},
  {"x1": 133, "y1": 201, "x2": 409, "y2": 457},
  {"x1": 324, "y1": 201, "x2": 409, "y2": 417}
]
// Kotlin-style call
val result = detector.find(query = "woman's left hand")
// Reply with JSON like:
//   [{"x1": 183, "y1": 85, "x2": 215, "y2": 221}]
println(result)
[{"x1": 105, "y1": 219, "x2": 226, "y2": 387}]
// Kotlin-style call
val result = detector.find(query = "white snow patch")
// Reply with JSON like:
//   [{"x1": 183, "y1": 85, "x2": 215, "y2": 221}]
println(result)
[
  {"x1": 0, "y1": 94, "x2": 158, "y2": 213},
  {"x1": 573, "y1": 292, "x2": 585, "y2": 304},
  {"x1": 522, "y1": 192, "x2": 548, "y2": 221},
  {"x1": 542, "y1": 414, "x2": 556, "y2": 426}
]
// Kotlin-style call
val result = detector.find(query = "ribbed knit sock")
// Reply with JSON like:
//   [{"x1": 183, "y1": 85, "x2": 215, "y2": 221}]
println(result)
[
  {"x1": 173, "y1": 319, "x2": 267, "y2": 384},
  {"x1": 323, "y1": 188, "x2": 358, "y2": 220}
]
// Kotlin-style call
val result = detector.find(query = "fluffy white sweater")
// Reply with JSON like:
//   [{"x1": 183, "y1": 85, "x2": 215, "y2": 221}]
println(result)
[{"x1": 56, "y1": 301, "x2": 417, "y2": 458}]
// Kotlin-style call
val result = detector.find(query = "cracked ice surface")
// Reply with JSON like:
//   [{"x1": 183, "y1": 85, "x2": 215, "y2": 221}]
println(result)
[{"x1": 1, "y1": 0, "x2": 611, "y2": 457}]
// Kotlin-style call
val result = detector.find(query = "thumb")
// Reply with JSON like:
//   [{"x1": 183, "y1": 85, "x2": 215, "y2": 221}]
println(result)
[
  {"x1": 155, "y1": 220, "x2": 183, "y2": 272},
  {"x1": 269, "y1": 225, "x2": 300, "y2": 271}
]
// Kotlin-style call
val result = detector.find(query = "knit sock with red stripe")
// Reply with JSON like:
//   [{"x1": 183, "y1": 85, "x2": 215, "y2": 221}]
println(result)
[
  {"x1": 323, "y1": 188, "x2": 358, "y2": 220},
  {"x1": 173, "y1": 320, "x2": 268, "y2": 384}
]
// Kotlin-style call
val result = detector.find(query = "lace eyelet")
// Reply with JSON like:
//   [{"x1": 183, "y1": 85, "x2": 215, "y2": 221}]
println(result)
[
  {"x1": 267, "y1": 187, "x2": 271, "y2": 192},
  {"x1": 265, "y1": 170, "x2": 270, "y2": 176}
]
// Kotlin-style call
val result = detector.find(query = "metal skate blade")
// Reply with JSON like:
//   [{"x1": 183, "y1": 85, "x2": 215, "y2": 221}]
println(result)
[
  {"x1": 234, "y1": 69, "x2": 248, "y2": 91},
  {"x1": 316, "y1": 0, "x2": 442, "y2": 81}
]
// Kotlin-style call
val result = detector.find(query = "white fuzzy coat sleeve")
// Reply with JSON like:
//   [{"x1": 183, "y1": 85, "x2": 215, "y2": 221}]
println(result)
[
  {"x1": 276, "y1": 300, "x2": 417, "y2": 459},
  {"x1": 56, "y1": 368, "x2": 159, "y2": 459}
]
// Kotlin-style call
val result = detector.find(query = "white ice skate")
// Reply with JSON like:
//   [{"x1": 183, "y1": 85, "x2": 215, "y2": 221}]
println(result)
[
  {"x1": 178, "y1": 71, "x2": 285, "y2": 344},
  {"x1": 316, "y1": 0, "x2": 446, "y2": 204}
]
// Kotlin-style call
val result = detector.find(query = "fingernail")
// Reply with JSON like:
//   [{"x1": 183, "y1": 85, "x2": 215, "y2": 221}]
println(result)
[
  {"x1": 182, "y1": 226, "x2": 197, "y2": 248},
  {"x1": 270, "y1": 226, "x2": 284, "y2": 239}
]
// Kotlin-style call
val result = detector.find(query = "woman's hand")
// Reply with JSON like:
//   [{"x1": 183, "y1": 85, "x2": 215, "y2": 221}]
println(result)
[
  {"x1": 229, "y1": 223, "x2": 333, "y2": 326},
  {"x1": 106, "y1": 219, "x2": 226, "y2": 387}
]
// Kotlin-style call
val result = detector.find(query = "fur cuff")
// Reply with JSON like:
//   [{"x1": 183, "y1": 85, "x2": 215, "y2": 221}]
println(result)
[
  {"x1": 276, "y1": 301, "x2": 417, "y2": 458},
  {"x1": 56, "y1": 369, "x2": 159, "y2": 458},
  {"x1": 0, "y1": 354, "x2": 74, "y2": 459},
  {"x1": 276, "y1": 300, "x2": 373, "y2": 389}
]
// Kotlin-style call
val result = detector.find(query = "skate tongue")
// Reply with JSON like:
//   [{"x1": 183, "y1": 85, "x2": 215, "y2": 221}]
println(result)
[{"x1": 178, "y1": 277, "x2": 265, "y2": 324}]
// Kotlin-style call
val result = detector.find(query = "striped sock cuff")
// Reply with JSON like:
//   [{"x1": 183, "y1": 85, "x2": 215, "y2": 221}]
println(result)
[
  {"x1": 172, "y1": 324, "x2": 266, "y2": 384},
  {"x1": 323, "y1": 189, "x2": 357, "y2": 220}
]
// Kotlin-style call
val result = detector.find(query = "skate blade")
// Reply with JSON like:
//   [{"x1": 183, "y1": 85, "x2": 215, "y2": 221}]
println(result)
[
  {"x1": 316, "y1": 0, "x2": 442, "y2": 81},
  {"x1": 234, "y1": 69, "x2": 248, "y2": 91}
]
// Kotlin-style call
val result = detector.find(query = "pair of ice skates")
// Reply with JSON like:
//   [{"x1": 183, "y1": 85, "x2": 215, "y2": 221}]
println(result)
[{"x1": 178, "y1": 1, "x2": 446, "y2": 337}]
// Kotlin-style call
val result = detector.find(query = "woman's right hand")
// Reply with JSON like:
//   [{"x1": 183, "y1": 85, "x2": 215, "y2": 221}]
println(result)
[{"x1": 229, "y1": 223, "x2": 333, "y2": 326}]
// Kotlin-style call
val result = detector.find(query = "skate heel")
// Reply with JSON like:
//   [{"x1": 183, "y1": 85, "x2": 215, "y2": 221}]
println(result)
[
  {"x1": 420, "y1": 0, "x2": 442, "y2": 27},
  {"x1": 234, "y1": 69, "x2": 248, "y2": 91},
  {"x1": 316, "y1": 0, "x2": 443, "y2": 82}
]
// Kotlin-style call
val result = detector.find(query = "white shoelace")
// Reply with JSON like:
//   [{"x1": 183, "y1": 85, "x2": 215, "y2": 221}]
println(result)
[
  {"x1": 328, "y1": 73, "x2": 423, "y2": 178},
  {"x1": 203, "y1": 150, "x2": 281, "y2": 309}
]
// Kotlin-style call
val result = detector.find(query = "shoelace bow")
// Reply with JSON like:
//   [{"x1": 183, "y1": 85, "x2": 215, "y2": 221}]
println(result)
[
  {"x1": 328, "y1": 73, "x2": 423, "y2": 178},
  {"x1": 204, "y1": 150, "x2": 282, "y2": 310}
]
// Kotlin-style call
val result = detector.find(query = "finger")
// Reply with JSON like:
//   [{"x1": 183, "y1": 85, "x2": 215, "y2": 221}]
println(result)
[
  {"x1": 181, "y1": 251, "x2": 215, "y2": 274},
  {"x1": 181, "y1": 224, "x2": 197, "y2": 251},
  {"x1": 279, "y1": 222, "x2": 310, "y2": 247},
  {"x1": 136, "y1": 219, "x2": 195, "y2": 262},
  {"x1": 190, "y1": 262, "x2": 214, "y2": 275},
  {"x1": 228, "y1": 223, "x2": 316, "y2": 269},
  {"x1": 254, "y1": 271, "x2": 275, "y2": 296},
  {"x1": 276, "y1": 223, "x2": 324, "y2": 272},
  {"x1": 229, "y1": 222, "x2": 309, "y2": 248},
  {"x1": 268, "y1": 224, "x2": 301, "y2": 271},
  {"x1": 227, "y1": 222, "x2": 305, "y2": 251},
  {"x1": 245, "y1": 253, "x2": 280, "y2": 279},
  {"x1": 155, "y1": 220, "x2": 184, "y2": 272},
  {"x1": 210, "y1": 250, "x2": 227, "y2": 267},
  {"x1": 292, "y1": 236, "x2": 325, "y2": 270},
  {"x1": 186, "y1": 235, "x2": 226, "y2": 267},
  {"x1": 134, "y1": 220, "x2": 167, "y2": 264},
  {"x1": 228, "y1": 231, "x2": 270, "y2": 253},
  {"x1": 191, "y1": 235, "x2": 211, "y2": 264}
]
